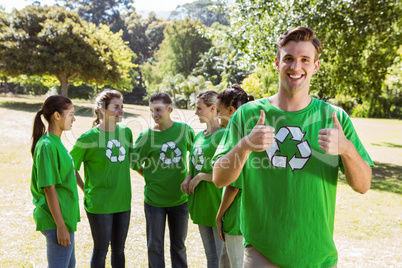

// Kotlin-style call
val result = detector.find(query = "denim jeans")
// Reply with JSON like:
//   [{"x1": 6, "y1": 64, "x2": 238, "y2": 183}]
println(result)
[
  {"x1": 86, "y1": 210, "x2": 131, "y2": 268},
  {"x1": 41, "y1": 230, "x2": 75, "y2": 268},
  {"x1": 219, "y1": 235, "x2": 244, "y2": 268},
  {"x1": 144, "y1": 201, "x2": 189, "y2": 268},
  {"x1": 198, "y1": 225, "x2": 223, "y2": 268}
]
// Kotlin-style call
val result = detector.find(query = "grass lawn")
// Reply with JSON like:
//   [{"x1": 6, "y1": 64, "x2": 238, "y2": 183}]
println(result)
[{"x1": 0, "y1": 95, "x2": 400, "y2": 267}]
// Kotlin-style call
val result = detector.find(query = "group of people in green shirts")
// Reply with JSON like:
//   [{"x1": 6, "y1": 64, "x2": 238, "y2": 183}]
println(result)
[{"x1": 30, "y1": 26, "x2": 373, "y2": 268}]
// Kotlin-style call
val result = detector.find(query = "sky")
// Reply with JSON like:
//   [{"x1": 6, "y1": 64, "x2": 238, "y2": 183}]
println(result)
[{"x1": 0, "y1": 0, "x2": 194, "y2": 14}]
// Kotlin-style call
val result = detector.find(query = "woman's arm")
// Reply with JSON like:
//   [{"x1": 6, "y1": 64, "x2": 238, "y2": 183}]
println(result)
[
  {"x1": 43, "y1": 185, "x2": 71, "y2": 247},
  {"x1": 216, "y1": 185, "x2": 240, "y2": 242},
  {"x1": 181, "y1": 175, "x2": 192, "y2": 195},
  {"x1": 75, "y1": 171, "x2": 84, "y2": 192},
  {"x1": 188, "y1": 173, "x2": 213, "y2": 194}
]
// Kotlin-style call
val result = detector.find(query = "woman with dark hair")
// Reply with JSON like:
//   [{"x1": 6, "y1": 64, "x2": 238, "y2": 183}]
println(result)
[
  {"x1": 181, "y1": 91, "x2": 225, "y2": 268},
  {"x1": 70, "y1": 89, "x2": 133, "y2": 267},
  {"x1": 215, "y1": 85, "x2": 253, "y2": 268},
  {"x1": 30, "y1": 95, "x2": 80, "y2": 268},
  {"x1": 132, "y1": 92, "x2": 194, "y2": 268}
]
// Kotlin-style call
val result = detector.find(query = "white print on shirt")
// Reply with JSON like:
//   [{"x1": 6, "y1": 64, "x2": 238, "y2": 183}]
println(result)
[
  {"x1": 105, "y1": 139, "x2": 126, "y2": 163},
  {"x1": 265, "y1": 126, "x2": 312, "y2": 171},
  {"x1": 191, "y1": 147, "x2": 204, "y2": 171},
  {"x1": 159, "y1": 141, "x2": 182, "y2": 165}
]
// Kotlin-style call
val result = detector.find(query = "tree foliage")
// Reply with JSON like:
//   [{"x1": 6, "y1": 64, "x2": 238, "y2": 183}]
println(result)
[
  {"x1": 170, "y1": 0, "x2": 229, "y2": 27},
  {"x1": 56, "y1": 0, "x2": 133, "y2": 29},
  {"x1": 228, "y1": 0, "x2": 402, "y2": 117},
  {"x1": 0, "y1": 6, "x2": 135, "y2": 96}
]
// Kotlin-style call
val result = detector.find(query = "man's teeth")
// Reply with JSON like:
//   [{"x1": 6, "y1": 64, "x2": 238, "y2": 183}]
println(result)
[{"x1": 290, "y1": 74, "x2": 302, "y2": 79}]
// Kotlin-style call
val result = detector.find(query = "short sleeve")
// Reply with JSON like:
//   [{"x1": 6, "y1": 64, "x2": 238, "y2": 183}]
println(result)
[
  {"x1": 213, "y1": 111, "x2": 243, "y2": 163},
  {"x1": 70, "y1": 135, "x2": 87, "y2": 171},
  {"x1": 338, "y1": 109, "x2": 374, "y2": 173},
  {"x1": 131, "y1": 132, "x2": 147, "y2": 171},
  {"x1": 187, "y1": 126, "x2": 195, "y2": 152},
  {"x1": 36, "y1": 143, "x2": 62, "y2": 188}
]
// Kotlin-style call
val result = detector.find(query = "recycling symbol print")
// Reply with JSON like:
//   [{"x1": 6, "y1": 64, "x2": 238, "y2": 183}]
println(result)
[
  {"x1": 265, "y1": 126, "x2": 312, "y2": 171},
  {"x1": 105, "y1": 139, "x2": 126, "y2": 163},
  {"x1": 191, "y1": 147, "x2": 204, "y2": 171},
  {"x1": 159, "y1": 141, "x2": 182, "y2": 165}
]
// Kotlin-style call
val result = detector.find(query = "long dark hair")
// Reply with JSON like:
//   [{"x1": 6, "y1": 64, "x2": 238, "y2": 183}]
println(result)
[
  {"x1": 93, "y1": 89, "x2": 123, "y2": 127},
  {"x1": 31, "y1": 95, "x2": 72, "y2": 157},
  {"x1": 217, "y1": 84, "x2": 254, "y2": 109}
]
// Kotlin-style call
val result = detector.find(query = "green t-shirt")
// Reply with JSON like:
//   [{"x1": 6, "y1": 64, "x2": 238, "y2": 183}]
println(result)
[
  {"x1": 132, "y1": 122, "x2": 195, "y2": 207},
  {"x1": 188, "y1": 128, "x2": 225, "y2": 226},
  {"x1": 214, "y1": 97, "x2": 373, "y2": 268},
  {"x1": 70, "y1": 124, "x2": 133, "y2": 214},
  {"x1": 221, "y1": 187, "x2": 242, "y2": 236},
  {"x1": 31, "y1": 134, "x2": 80, "y2": 232}
]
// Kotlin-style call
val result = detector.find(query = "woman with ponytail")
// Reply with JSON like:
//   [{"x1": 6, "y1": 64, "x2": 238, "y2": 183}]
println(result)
[
  {"x1": 70, "y1": 89, "x2": 133, "y2": 268},
  {"x1": 30, "y1": 95, "x2": 80, "y2": 267},
  {"x1": 215, "y1": 84, "x2": 253, "y2": 268}
]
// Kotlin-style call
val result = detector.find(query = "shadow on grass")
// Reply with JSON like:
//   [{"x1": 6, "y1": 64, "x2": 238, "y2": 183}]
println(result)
[
  {"x1": 0, "y1": 100, "x2": 138, "y2": 118},
  {"x1": 339, "y1": 161, "x2": 402, "y2": 194},
  {"x1": 371, "y1": 142, "x2": 402, "y2": 148}
]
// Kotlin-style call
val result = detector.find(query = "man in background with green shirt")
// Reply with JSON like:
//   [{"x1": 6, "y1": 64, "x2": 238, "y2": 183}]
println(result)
[{"x1": 213, "y1": 27, "x2": 373, "y2": 267}]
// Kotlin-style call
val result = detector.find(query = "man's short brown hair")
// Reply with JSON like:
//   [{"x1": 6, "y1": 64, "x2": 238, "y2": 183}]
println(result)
[{"x1": 276, "y1": 27, "x2": 322, "y2": 61}]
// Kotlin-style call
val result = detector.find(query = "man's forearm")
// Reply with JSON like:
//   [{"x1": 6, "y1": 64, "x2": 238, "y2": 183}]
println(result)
[
  {"x1": 213, "y1": 139, "x2": 251, "y2": 188},
  {"x1": 341, "y1": 141, "x2": 372, "y2": 194}
]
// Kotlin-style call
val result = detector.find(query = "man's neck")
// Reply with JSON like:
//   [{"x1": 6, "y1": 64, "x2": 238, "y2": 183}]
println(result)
[{"x1": 269, "y1": 91, "x2": 312, "y2": 112}]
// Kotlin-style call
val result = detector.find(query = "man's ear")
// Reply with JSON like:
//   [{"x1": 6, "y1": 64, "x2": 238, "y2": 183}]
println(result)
[
  {"x1": 275, "y1": 57, "x2": 280, "y2": 71},
  {"x1": 313, "y1": 60, "x2": 320, "y2": 74},
  {"x1": 168, "y1": 105, "x2": 173, "y2": 113}
]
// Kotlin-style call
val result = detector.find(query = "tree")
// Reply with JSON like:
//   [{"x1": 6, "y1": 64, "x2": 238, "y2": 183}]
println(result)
[
  {"x1": 170, "y1": 0, "x2": 229, "y2": 27},
  {"x1": 159, "y1": 74, "x2": 185, "y2": 107},
  {"x1": 193, "y1": 23, "x2": 253, "y2": 86},
  {"x1": 56, "y1": 0, "x2": 133, "y2": 29},
  {"x1": 0, "y1": 6, "x2": 135, "y2": 96},
  {"x1": 228, "y1": 0, "x2": 402, "y2": 117},
  {"x1": 179, "y1": 75, "x2": 212, "y2": 108},
  {"x1": 155, "y1": 18, "x2": 212, "y2": 77}
]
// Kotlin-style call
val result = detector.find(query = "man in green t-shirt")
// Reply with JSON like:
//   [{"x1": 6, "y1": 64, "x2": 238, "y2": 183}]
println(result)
[{"x1": 213, "y1": 27, "x2": 373, "y2": 268}]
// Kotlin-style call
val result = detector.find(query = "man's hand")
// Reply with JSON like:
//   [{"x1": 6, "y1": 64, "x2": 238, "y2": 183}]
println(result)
[
  {"x1": 318, "y1": 112, "x2": 350, "y2": 155},
  {"x1": 180, "y1": 175, "x2": 191, "y2": 194},
  {"x1": 243, "y1": 110, "x2": 275, "y2": 152}
]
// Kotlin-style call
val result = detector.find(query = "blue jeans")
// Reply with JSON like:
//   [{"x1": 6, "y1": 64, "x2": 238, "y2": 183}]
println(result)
[
  {"x1": 144, "y1": 201, "x2": 189, "y2": 268},
  {"x1": 41, "y1": 230, "x2": 75, "y2": 268},
  {"x1": 198, "y1": 225, "x2": 223, "y2": 268},
  {"x1": 86, "y1": 210, "x2": 131, "y2": 268}
]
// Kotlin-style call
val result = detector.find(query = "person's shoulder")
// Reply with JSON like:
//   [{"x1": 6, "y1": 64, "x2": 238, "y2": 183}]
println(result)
[
  {"x1": 117, "y1": 123, "x2": 133, "y2": 133},
  {"x1": 313, "y1": 98, "x2": 348, "y2": 115},
  {"x1": 78, "y1": 127, "x2": 99, "y2": 140},
  {"x1": 175, "y1": 121, "x2": 194, "y2": 131}
]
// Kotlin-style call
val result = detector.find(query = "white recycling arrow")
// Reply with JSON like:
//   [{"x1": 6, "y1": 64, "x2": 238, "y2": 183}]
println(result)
[
  {"x1": 289, "y1": 155, "x2": 309, "y2": 171},
  {"x1": 272, "y1": 155, "x2": 287, "y2": 168},
  {"x1": 288, "y1": 127, "x2": 306, "y2": 141},
  {"x1": 161, "y1": 143, "x2": 168, "y2": 152},
  {"x1": 265, "y1": 141, "x2": 279, "y2": 161},
  {"x1": 276, "y1": 127, "x2": 289, "y2": 143},
  {"x1": 297, "y1": 141, "x2": 311, "y2": 158},
  {"x1": 106, "y1": 149, "x2": 113, "y2": 159}
]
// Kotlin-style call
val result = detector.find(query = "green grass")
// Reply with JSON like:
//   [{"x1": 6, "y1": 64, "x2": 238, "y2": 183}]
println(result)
[{"x1": 0, "y1": 96, "x2": 401, "y2": 267}]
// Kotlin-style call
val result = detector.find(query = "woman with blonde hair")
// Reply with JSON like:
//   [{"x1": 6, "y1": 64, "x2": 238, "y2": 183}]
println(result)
[{"x1": 70, "y1": 90, "x2": 133, "y2": 267}]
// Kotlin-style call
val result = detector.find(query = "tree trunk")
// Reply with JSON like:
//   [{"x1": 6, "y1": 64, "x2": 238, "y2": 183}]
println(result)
[
  {"x1": 172, "y1": 88, "x2": 177, "y2": 108},
  {"x1": 4, "y1": 76, "x2": 8, "y2": 92},
  {"x1": 59, "y1": 77, "x2": 69, "y2": 97}
]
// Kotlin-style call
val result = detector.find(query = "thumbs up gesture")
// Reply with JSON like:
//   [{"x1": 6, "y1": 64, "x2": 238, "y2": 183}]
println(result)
[
  {"x1": 318, "y1": 112, "x2": 348, "y2": 155},
  {"x1": 244, "y1": 110, "x2": 275, "y2": 152}
]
